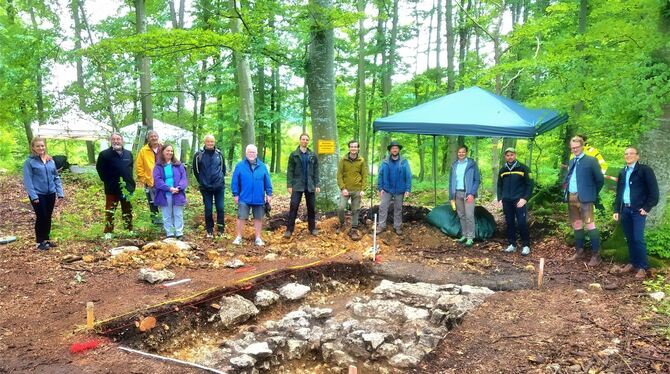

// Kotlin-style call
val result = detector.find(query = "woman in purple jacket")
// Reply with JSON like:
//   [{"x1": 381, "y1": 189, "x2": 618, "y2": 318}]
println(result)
[{"x1": 153, "y1": 144, "x2": 188, "y2": 239}]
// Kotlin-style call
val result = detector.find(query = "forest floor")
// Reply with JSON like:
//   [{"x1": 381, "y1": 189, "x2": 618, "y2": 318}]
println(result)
[{"x1": 0, "y1": 173, "x2": 669, "y2": 374}]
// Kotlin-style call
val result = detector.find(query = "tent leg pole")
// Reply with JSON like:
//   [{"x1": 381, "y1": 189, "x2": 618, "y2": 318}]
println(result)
[
  {"x1": 528, "y1": 138, "x2": 534, "y2": 178},
  {"x1": 433, "y1": 135, "x2": 437, "y2": 207},
  {"x1": 370, "y1": 131, "x2": 376, "y2": 209}
]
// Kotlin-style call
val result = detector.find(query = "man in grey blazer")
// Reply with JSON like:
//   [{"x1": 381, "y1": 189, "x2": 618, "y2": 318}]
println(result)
[{"x1": 564, "y1": 136, "x2": 605, "y2": 266}]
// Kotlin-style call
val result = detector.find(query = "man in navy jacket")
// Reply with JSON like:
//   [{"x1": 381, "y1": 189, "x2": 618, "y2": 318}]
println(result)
[
  {"x1": 564, "y1": 136, "x2": 605, "y2": 266},
  {"x1": 96, "y1": 133, "x2": 135, "y2": 238},
  {"x1": 377, "y1": 141, "x2": 412, "y2": 235},
  {"x1": 497, "y1": 147, "x2": 533, "y2": 255},
  {"x1": 193, "y1": 135, "x2": 226, "y2": 238},
  {"x1": 613, "y1": 147, "x2": 659, "y2": 279}
]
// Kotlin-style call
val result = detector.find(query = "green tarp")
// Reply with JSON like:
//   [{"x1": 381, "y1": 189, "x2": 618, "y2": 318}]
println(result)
[{"x1": 426, "y1": 205, "x2": 497, "y2": 240}]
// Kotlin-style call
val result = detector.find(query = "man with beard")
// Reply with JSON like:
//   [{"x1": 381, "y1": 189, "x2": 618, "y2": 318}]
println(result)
[
  {"x1": 376, "y1": 141, "x2": 412, "y2": 235},
  {"x1": 96, "y1": 133, "x2": 136, "y2": 239},
  {"x1": 336, "y1": 140, "x2": 368, "y2": 240}
]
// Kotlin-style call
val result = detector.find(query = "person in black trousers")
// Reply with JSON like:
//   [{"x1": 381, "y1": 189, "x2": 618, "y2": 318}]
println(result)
[
  {"x1": 613, "y1": 146, "x2": 659, "y2": 279},
  {"x1": 284, "y1": 134, "x2": 320, "y2": 238},
  {"x1": 193, "y1": 134, "x2": 226, "y2": 238},
  {"x1": 96, "y1": 132, "x2": 135, "y2": 239},
  {"x1": 22, "y1": 137, "x2": 64, "y2": 250},
  {"x1": 497, "y1": 147, "x2": 533, "y2": 255}
]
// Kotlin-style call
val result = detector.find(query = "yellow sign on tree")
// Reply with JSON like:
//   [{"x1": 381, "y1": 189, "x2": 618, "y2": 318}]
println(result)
[{"x1": 317, "y1": 139, "x2": 337, "y2": 154}]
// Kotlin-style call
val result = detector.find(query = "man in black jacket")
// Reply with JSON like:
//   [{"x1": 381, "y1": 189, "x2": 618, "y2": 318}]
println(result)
[
  {"x1": 497, "y1": 147, "x2": 533, "y2": 255},
  {"x1": 613, "y1": 147, "x2": 659, "y2": 279},
  {"x1": 193, "y1": 135, "x2": 226, "y2": 238},
  {"x1": 96, "y1": 133, "x2": 135, "y2": 238},
  {"x1": 284, "y1": 133, "x2": 320, "y2": 238}
]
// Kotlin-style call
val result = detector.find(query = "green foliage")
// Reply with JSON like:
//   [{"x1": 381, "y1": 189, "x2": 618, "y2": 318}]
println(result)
[{"x1": 646, "y1": 201, "x2": 670, "y2": 259}]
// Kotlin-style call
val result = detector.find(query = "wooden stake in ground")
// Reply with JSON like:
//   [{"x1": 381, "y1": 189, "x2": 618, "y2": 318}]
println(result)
[
  {"x1": 86, "y1": 302, "x2": 95, "y2": 330},
  {"x1": 348, "y1": 365, "x2": 358, "y2": 374},
  {"x1": 538, "y1": 258, "x2": 545, "y2": 289}
]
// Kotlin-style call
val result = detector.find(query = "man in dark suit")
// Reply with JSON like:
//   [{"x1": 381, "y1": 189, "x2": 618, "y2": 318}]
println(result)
[
  {"x1": 613, "y1": 147, "x2": 659, "y2": 279},
  {"x1": 564, "y1": 136, "x2": 605, "y2": 266}
]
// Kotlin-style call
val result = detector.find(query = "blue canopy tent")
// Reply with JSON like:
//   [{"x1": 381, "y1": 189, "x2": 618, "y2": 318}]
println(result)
[{"x1": 371, "y1": 86, "x2": 569, "y2": 206}]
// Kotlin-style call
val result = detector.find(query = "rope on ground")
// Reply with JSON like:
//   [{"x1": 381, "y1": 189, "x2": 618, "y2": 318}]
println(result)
[{"x1": 91, "y1": 248, "x2": 350, "y2": 336}]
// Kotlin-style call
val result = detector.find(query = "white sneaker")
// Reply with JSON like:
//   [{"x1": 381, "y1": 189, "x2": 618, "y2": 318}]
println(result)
[
  {"x1": 104, "y1": 233, "x2": 113, "y2": 240},
  {"x1": 232, "y1": 236, "x2": 242, "y2": 245},
  {"x1": 521, "y1": 246, "x2": 531, "y2": 256},
  {"x1": 255, "y1": 238, "x2": 265, "y2": 246},
  {"x1": 206, "y1": 232, "x2": 214, "y2": 239},
  {"x1": 503, "y1": 244, "x2": 516, "y2": 253}
]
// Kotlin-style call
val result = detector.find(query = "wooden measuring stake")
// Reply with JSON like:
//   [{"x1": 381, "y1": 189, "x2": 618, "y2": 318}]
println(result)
[
  {"x1": 538, "y1": 258, "x2": 545, "y2": 289},
  {"x1": 348, "y1": 365, "x2": 358, "y2": 374},
  {"x1": 86, "y1": 302, "x2": 95, "y2": 330}
]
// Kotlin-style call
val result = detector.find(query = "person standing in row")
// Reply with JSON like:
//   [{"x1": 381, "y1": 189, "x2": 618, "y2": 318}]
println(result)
[
  {"x1": 231, "y1": 144, "x2": 273, "y2": 246},
  {"x1": 193, "y1": 135, "x2": 226, "y2": 238},
  {"x1": 135, "y1": 130, "x2": 161, "y2": 224},
  {"x1": 613, "y1": 147, "x2": 659, "y2": 279},
  {"x1": 284, "y1": 133, "x2": 320, "y2": 238},
  {"x1": 496, "y1": 147, "x2": 533, "y2": 256},
  {"x1": 22, "y1": 137, "x2": 64, "y2": 251},
  {"x1": 336, "y1": 140, "x2": 368, "y2": 239},
  {"x1": 449, "y1": 145, "x2": 481, "y2": 247},
  {"x1": 376, "y1": 141, "x2": 411, "y2": 235},
  {"x1": 96, "y1": 133, "x2": 135, "y2": 239},
  {"x1": 564, "y1": 136, "x2": 604, "y2": 266},
  {"x1": 153, "y1": 144, "x2": 188, "y2": 239}
]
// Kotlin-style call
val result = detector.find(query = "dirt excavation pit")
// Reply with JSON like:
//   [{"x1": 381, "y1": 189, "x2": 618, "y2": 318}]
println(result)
[{"x1": 101, "y1": 263, "x2": 518, "y2": 373}]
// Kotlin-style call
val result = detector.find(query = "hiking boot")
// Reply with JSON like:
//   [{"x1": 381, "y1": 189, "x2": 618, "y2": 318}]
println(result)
[
  {"x1": 283, "y1": 230, "x2": 292, "y2": 239},
  {"x1": 503, "y1": 245, "x2": 516, "y2": 253},
  {"x1": 46, "y1": 240, "x2": 57, "y2": 248},
  {"x1": 310, "y1": 229, "x2": 319, "y2": 236},
  {"x1": 620, "y1": 264, "x2": 635, "y2": 273},
  {"x1": 457, "y1": 236, "x2": 468, "y2": 243},
  {"x1": 465, "y1": 239, "x2": 474, "y2": 247},
  {"x1": 36, "y1": 241, "x2": 50, "y2": 251},
  {"x1": 567, "y1": 248, "x2": 585, "y2": 261},
  {"x1": 335, "y1": 224, "x2": 343, "y2": 234},
  {"x1": 634, "y1": 269, "x2": 646, "y2": 279},
  {"x1": 394, "y1": 227, "x2": 402, "y2": 235},
  {"x1": 376, "y1": 226, "x2": 385, "y2": 234},
  {"x1": 232, "y1": 236, "x2": 242, "y2": 245},
  {"x1": 521, "y1": 246, "x2": 531, "y2": 256},
  {"x1": 349, "y1": 228, "x2": 362, "y2": 241},
  {"x1": 587, "y1": 253, "x2": 602, "y2": 267},
  {"x1": 255, "y1": 238, "x2": 265, "y2": 246}
]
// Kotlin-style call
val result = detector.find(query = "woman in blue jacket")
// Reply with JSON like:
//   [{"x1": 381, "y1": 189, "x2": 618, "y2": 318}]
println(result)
[
  {"x1": 153, "y1": 144, "x2": 188, "y2": 239},
  {"x1": 231, "y1": 144, "x2": 273, "y2": 246},
  {"x1": 23, "y1": 137, "x2": 64, "y2": 250}
]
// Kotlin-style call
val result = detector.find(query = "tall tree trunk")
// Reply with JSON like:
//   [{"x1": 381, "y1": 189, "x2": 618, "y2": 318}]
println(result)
[
  {"x1": 169, "y1": 0, "x2": 187, "y2": 118},
  {"x1": 257, "y1": 60, "x2": 267, "y2": 160},
  {"x1": 435, "y1": 0, "x2": 442, "y2": 72},
  {"x1": 214, "y1": 57, "x2": 225, "y2": 146},
  {"x1": 229, "y1": 0, "x2": 255, "y2": 155},
  {"x1": 426, "y1": 0, "x2": 435, "y2": 71},
  {"x1": 380, "y1": 0, "x2": 399, "y2": 158},
  {"x1": 71, "y1": 0, "x2": 96, "y2": 164},
  {"x1": 272, "y1": 65, "x2": 281, "y2": 173},
  {"x1": 445, "y1": 0, "x2": 455, "y2": 92},
  {"x1": 28, "y1": 0, "x2": 45, "y2": 127},
  {"x1": 356, "y1": 0, "x2": 368, "y2": 162},
  {"x1": 307, "y1": 0, "x2": 339, "y2": 208},
  {"x1": 458, "y1": 0, "x2": 472, "y2": 91},
  {"x1": 134, "y1": 0, "x2": 153, "y2": 130}
]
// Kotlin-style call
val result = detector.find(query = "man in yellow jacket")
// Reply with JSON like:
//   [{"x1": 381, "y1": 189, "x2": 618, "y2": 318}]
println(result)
[{"x1": 135, "y1": 130, "x2": 162, "y2": 224}]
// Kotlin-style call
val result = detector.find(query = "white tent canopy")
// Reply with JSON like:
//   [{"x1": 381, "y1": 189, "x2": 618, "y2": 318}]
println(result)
[
  {"x1": 31, "y1": 110, "x2": 113, "y2": 141},
  {"x1": 120, "y1": 119, "x2": 193, "y2": 155}
]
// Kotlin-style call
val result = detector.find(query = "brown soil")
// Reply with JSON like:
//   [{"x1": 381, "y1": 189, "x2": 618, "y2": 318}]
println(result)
[{"x1": 0, "y1": 174, "x2": 668, "y2": 373}]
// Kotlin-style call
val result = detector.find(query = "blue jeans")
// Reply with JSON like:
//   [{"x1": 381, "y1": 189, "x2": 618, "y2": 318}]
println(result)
[
  {"x1": 502, "y1": 199, "x2": 530, "y2": 247},
  {"x1": 201, "y1": 188, "x2": 225, "y2": 234},
  {"x1": 161, "y1": 193, "x2": 184, "y2": 237},
  {"x1": 621, "y1": 206, "x2": 648, "y2": 270}
]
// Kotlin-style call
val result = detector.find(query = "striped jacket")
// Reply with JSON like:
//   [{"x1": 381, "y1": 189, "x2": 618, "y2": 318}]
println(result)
[{"x1": 497, "y1": 161, "x2": 533, "y2": 201}]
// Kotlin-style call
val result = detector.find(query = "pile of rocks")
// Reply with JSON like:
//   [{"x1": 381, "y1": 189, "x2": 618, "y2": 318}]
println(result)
[{"x1": 196, "y1": 279, "x2": 493, "y2": 373}]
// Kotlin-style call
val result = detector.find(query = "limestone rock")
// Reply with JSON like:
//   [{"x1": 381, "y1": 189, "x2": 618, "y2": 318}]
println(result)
[
  {"x1": 286, "y1": 339, "x2": 308, "y2": 360},
  {"x1": 279, "y1": 283, "x2": 311, "y2": 300},
  {"x1": 110, "y1": 246, "x2": 139, "y2": 256},
  {"x1": 263, "y1": 253, "x2": 279, "y2": 261},
  {"x1": 362, "y1": 332, "x2": 388, "y2": 350},
  {"x1": 649, "y1": 291, "x2": 666, "y2": 301},
  {"x1": 242, "y1": 342, "x2": 272, "y2": 358},
  {"x1": 137, "y1": 268, "x2": 175, "y2": 284},
  {"x1": 224, "y1": 259, "x2": 245, "y2": 268},
  {"x1": 219, "y1": 295, "x2": 259, "y2": 328},
  {"x1": 230, "y1": 354, "x2": 256, "y2": 368},
  {"x1": 254, "y1": 290, "x2": 280, "y2": 307},
  {"x1": 389, "y1": 353, "x2": 420, "y2": 368}
]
